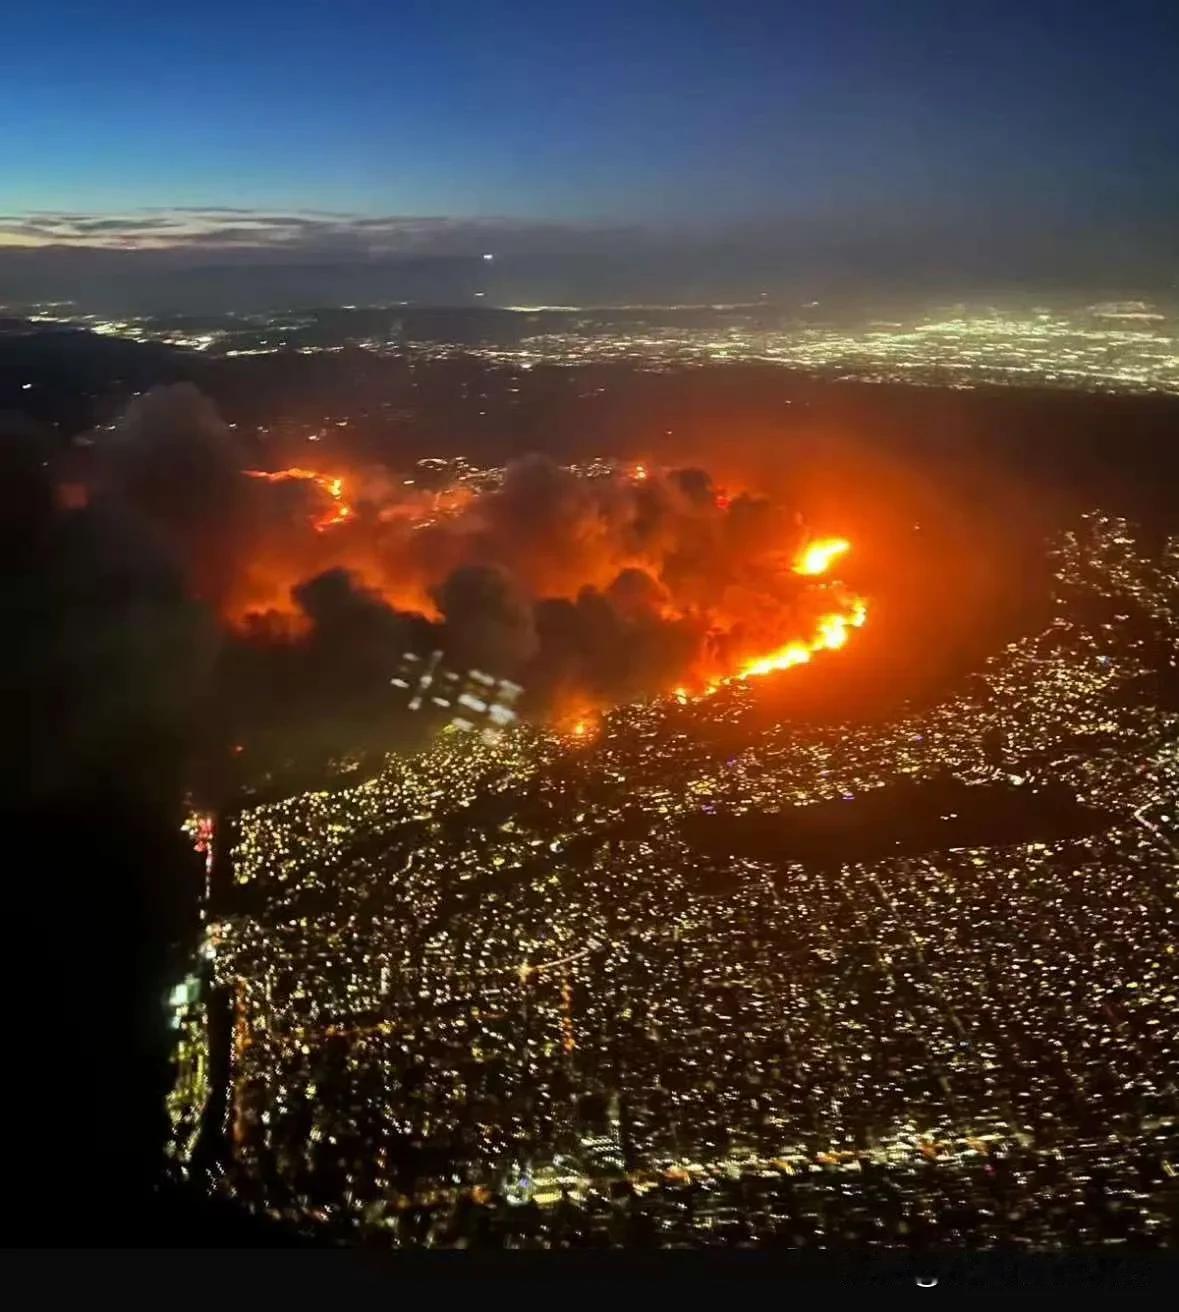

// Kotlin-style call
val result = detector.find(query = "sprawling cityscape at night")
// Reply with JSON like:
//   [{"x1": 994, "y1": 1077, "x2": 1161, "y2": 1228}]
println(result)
[
  {"x1": 9, "y1": 301, "x2": 1179, "y2": 398},
  {"x1": 162, "y1": 512, "x2": 1179, "y2": 1249}
]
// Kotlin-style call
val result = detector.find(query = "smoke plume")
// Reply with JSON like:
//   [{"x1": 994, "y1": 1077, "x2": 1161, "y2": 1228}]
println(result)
[{"x1": 44, "y1": 384, "x2": 864, "y2": 768}]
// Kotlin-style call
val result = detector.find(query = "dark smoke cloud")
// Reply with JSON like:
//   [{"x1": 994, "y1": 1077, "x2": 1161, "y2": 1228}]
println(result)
[
  {"x1": 215, "y1": 569, "x2": 436, "y2": 770},
  {"x1": 432, "y1": 564, "x2": 539, "y2": 674},
  {"x1": 291, "y1": 568, "x2": 432, "y2": 706},
  {"x1": 103, "y1": 382, "x2": 250, "y2": 605},
  {"x1": 606, "y1": 566, "x2": 671, "y2": 620},
  {"x1": 24, "y1": 384, "x2": 838, "y2": 779},
  {"x1": 3, "y1": 384, "x2": 417, "y2": 801},
  {"x1": 531, "y1": 584, "x2": 702, "y2": 707},
  {"x1": 0, "y1": 404, "x2": 215, "y2": 807}
]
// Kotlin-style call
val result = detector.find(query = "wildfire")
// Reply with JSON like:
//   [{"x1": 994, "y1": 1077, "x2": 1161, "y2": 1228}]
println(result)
[
  {"x1": 734, "y1": 595, "x2": 867, "y2": 681},
  {"x1": 794, "y1": 536, "x2": 850, "y2": 576},
  {"x1": 558, "y1": 708, "x2": 599, "y2": 739},
  {"x1": 230, "y1": 456, "x2": 868, "y2": 720},
  {"x1": 700, "y1": 536, "x2": 867, "y2": 691},
  {"x1": 243, "y1": 468, "x2": 353, "y2": 532}
]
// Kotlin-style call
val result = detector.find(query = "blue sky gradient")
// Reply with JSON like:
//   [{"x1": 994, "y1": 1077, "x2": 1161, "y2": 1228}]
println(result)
[{"x1": 3, "y1": 0, "x2": 1176, "y2": 236}]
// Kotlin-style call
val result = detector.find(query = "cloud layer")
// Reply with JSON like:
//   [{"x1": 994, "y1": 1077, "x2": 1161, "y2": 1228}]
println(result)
[{"x1": 0, "y1": 208, "x2": 645, "y2": 258}]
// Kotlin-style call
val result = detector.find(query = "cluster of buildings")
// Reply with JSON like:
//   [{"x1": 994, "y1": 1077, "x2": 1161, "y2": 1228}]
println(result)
[{"x1": 166, "y1": 512, "x2": 1179, "y2": 1248}]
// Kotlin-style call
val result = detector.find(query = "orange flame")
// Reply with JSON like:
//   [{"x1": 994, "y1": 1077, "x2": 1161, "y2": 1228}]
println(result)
[
  {"x1": 735, "y1": 595, "x2": 867, "y2": 681},
  {"x1": 696, "y1": 537, "x2": 867, "y2": 693},
  {"x1": 794, "y1": 536, "x2": 850, "y2": 576},
  {"x1": 243, "y1": 468, "x2": 353, "y2": 532},
  {"x1": 557, "y1": 706, "x2": 600, "y2": 739}
]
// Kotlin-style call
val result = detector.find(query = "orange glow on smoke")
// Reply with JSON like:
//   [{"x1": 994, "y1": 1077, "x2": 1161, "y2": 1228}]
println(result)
[
  {"x1": 243, "y1": 467, "x2": 353, "y2": 533},
  {"x1": 230, "y1": 459, "x2": 869, "y2": 714},
  {"x1": 793, "y1": 536, "x2": 850, "y2": 576}
]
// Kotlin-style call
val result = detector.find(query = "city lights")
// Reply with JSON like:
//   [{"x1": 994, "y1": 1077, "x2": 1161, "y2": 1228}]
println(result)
[
  {"x1": 20, "y1": 303, "x2": 1179, "y2": 397},
  {"x1": 167, "y1": 511, "x2": 1179, "y2": 1249}
]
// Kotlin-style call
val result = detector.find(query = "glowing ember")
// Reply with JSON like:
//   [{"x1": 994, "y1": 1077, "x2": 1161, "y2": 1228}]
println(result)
[{"x1": 794, "y1": 537, "x2": 850, "y2": 576}]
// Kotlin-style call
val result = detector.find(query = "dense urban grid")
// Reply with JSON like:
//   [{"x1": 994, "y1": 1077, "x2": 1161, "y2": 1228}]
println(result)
[
  {"x1": 11, "y1": 301, "x2": 1179, "y2": 397},
  {"x1": 166, "y1": 513, "x2": 1179, "y2": 1249},
  {"x1": 460, "y1": 304, "x2": 1179, "y2": 397}
]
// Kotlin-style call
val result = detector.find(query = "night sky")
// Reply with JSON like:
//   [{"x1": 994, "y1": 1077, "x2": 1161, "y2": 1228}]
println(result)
[{"x1": 2, "y1": 0, "x2": 1177, "y2": 284}]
